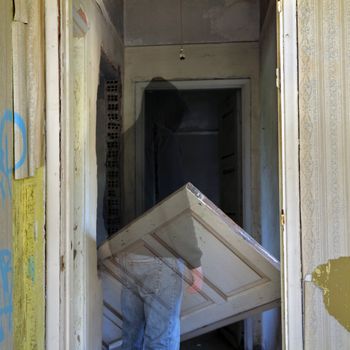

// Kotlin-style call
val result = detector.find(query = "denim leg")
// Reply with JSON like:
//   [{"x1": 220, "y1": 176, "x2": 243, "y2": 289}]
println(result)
[
  {"x1": 142, "y1": 259, "x2": 184, "y2": 350},
  {"x1": 120, "y1": 286, "x2": 145, "y2": 350}
]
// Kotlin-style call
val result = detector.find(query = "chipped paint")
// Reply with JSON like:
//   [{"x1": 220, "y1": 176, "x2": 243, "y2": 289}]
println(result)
[
  {"x1": 312, "y1": 257, "x2": 350, "y2": 332},
  {"x1": 13, "y1": 167, "x2": 45, "y2": 350}
]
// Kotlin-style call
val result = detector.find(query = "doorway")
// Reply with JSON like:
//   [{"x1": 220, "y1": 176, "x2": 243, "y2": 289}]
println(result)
[
  {"x1": 144, "y1": 87, "x2": 242, "y2": 225},
  {"x1": 135, "y1": 79, "x2": 252, "y2": 234},
  {"x1": 139, "y1": 79, "x2": 250, "y2": 349}
]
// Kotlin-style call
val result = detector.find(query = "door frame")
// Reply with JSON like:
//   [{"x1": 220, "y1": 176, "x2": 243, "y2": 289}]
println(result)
[
  {"x1": 135, "y1": 79, "x2": 252, "y2": 234},
  {"x1": 45, "y1": 1, "x2": 90, "y2": 349},
  {"x1": 277, "y1": 0, "x2": 304, "y2": 349},
  {"x1": 45, "y1": 0, "x2": 61, "y2": 348}
]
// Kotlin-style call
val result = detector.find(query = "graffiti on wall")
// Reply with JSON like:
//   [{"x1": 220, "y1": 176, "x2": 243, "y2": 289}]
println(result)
[
  {"x1": 0, "y1": 109, "x2": 27, "y2": 345},
  {"x1": 0, "y1": 249, "x2": 12, "y2": 343},
  {"x1": 0, "y1": 110, "x2": 27, "y2": 206}
]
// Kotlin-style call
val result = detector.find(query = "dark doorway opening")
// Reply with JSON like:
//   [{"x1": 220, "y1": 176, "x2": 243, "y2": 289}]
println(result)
[
  {"x1": 144, "y1": 85, "x2": 245, "y2": 349},
  {"x1": 144, "y1": 88, "x2": 243, "y2": 226}
]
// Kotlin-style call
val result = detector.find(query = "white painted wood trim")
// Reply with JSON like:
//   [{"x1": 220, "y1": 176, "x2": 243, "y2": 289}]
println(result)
[
  {"x1": 45, "y1": 0, "x2": 61, "y2": 349},
  {"x1": 71, "y1": 32, "x2": 88, "y2": 350},
  {"x1": 134, "y1": 79, "x2": 252, "y2": 233},
  {"x1": 60, "y1": 0, "x2": 75, "y2": 349},
  {"x1": 279, "y1": 1, "x2": 304, "y2": 349}
]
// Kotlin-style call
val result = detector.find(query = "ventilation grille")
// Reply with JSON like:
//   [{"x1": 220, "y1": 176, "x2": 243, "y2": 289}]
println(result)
[{"x1": 104, "y1": 80, "x2": 122, "y2": 234}]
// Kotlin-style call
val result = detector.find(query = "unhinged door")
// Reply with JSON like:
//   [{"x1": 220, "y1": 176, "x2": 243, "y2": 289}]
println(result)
[{"x1": 98, "y1": 184, "x2": 280, "y2": 349}]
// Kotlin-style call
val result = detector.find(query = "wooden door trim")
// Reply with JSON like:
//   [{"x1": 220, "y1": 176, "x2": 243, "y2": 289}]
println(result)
[
  {"x1": 278, "y1": 0, "x2": 304, "y2": 349},
  {"x1": 45, "y1": 0, "x2": 61, "y2": 348}
]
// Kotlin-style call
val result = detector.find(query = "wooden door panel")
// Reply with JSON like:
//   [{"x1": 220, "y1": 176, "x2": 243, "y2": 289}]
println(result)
[{"x1": 99, "y1": 184, "x2": 280, "y2": 348}]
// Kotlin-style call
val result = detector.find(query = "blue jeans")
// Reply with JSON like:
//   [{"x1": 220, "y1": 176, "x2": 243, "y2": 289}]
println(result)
[{"x1": 121, "y1": 254, "x2": 184, "y2": 350}]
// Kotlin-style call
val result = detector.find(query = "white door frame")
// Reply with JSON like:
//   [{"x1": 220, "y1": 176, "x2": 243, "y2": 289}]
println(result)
[
  {"x1": 135, "y1": 79, "x2": 252, "y2": 234},
  {"x1": 46, "y1": 1, "x2": 86, "y2": 349},
  {"x1": 278, "y1": 1, "x2": 304, "y2": 349},
  {"x1": 45, "y1": 0, "x2": 61, "y2": 348}
]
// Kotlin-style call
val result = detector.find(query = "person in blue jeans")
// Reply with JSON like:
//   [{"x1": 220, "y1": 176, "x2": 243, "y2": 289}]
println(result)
[
  {"x1": 121, "y1": 255, "x2": 184, "y2": 350},
  {"x1": 117, "y1": 78, "x2": 203, "y2": 349},
  {"x1": 120, "y1": 252, "x2": 203, "y2": 350}
]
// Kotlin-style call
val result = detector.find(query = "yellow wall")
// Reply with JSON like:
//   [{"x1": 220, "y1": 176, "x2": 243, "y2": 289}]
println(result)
[
  {"x1": 13, "y1": 167, "x2": 45, "y2": 350},
  {"x1": 0, "y1": 0, "x2": 14, "y2": 348}
]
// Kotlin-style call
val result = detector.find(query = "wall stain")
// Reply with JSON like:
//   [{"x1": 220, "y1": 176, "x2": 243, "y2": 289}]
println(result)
[
  {"x1": 312, "y1": 257, "x2": 350, "y2": 332},
  {"x1": 27, "y1": 256, "x2": 35, "y2": 283}
]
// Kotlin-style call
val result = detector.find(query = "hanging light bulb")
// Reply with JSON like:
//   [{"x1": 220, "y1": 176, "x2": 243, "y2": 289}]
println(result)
[
  {"x1": 179, "y1": 47, "x2": 186, "y2": 60},
  {"x1": 179, "y1": 0, "x2": 186, "y2": 60}
]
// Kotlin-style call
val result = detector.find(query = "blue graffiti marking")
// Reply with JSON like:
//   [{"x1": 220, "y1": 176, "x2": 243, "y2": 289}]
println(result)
[
  {"x1": 0, "y1": 249, "x2": 12, "y2": 343},
  {"x1": 27, "y1": 256, "x2": 35, "y2": 283},
  {"x1": 0, "y1": 110, "x2": 13, "y2": 205},
  {"x1": 14, "y1": 112, "x2": 27, "y2": 171},
  {"x1": 0, "y1": 110, "x2": 27, "y2": 206}
]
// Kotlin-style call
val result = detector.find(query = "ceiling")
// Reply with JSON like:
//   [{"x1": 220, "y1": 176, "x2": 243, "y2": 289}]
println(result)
[{"x1": 102, "y1": 0, "x2": 260, "y2": 47}]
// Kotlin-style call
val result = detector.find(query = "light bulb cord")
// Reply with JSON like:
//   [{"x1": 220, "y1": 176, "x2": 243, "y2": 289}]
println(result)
[{"x1": 179, "y1": 0, "x2": 184, "y2": 48}]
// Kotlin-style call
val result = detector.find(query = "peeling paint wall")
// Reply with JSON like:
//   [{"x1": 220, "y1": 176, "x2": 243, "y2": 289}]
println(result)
[
  {"x1": 0, "y1": 1, "x2": 14, "y2": 349},
  {"x1": 10, "y1": 0, "x2": 46, "y2": 348},
  {"x1": 12, "y1": 0, "x2": 45, "y2": 178},
  {"x1": 298, "y1": 0, "x2": 350, "y2": 347},
  {"x1": 71, "y1": 1, "x2": 124, "y2": 348},
  {"x1": 0, "y1": 4, "x2": 45, "y2": 349},
  {"x1": 13, "y1": 168, "x2": 45, "y2": 350},
  {"x1": 124, "y1": 0, "x2": 259, "y2": 46},
  {"x1": 312, "y1": 257, "x2": 350, "y2": 332}
]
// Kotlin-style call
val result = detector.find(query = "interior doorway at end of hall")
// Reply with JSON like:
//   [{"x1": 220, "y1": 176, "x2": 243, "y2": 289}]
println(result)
[{"x1": 142, "y1": 81, "x2": 246, "y2": 350}]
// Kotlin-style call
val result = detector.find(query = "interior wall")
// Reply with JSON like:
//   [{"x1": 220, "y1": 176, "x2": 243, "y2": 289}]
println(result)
[
  {"x1": 259, "y1": 1, "x2": 281, "y2": 350},
  {"x1": 124, "y1": 0, "x2": 259, "y2": 46},
  {"x1": 13, "y1": 168, "x2": 45, "y2": 350},
  {"x1": 72, "y1": 1, "x2": 124, "y2": 349},
  {"x1": 298, "y1": 0, "x2": 350, "y2": 348},
  {"x1": 11, "y1": 0, "x2": 47, "y2": 348},
  {"x1": 123, "y1": 42, "x2": 260, "y2": 240},
  {"x1": 0, "y1": 1, "x2": 14, "y2": 348},
  {"x1": 98, "y1": 0, "x2": 124, "y2": 39}
]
